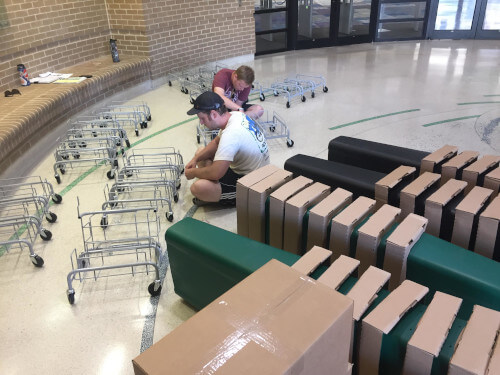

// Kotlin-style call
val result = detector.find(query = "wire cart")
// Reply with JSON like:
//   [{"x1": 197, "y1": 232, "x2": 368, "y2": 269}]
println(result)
[
  {"x1": 283, "y1": 74, "x2": 328, "y2": 98},
  {"x1": 196, "y1": 121, "x2": 219, "y2": 146},
  {"x1": 256, "y1": 111, "x2": 294, "y2": 147},
  {"x1": 66, "y1": 199, "x2": 164, "y2": 304},
  {"x1": 71, "y1": 115, "x2": 135, "y2": 142},
  {"x1": 66, "y1": 120, "x2": 131, "y2": 148},
  {"x1": 93, "y1": 105, "x2": 148, "y2": 137}
]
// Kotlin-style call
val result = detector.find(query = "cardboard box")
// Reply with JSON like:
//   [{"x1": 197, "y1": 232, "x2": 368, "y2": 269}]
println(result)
[
  {"x1": 474, "y1": 195, "x2": 500, "y2": 260},
  {"x1": 268, "y1": 176, "x2": 313, "y2": 249},
  {"x1": 483, "y1": 167, "x2": 500, "y2": 199},
  {"x1": 291, "y1": 245, "x2": 332, "y2": 275},
  {"x1": 420, "y1": 145, "x2": 458, "y2": 175},
  {"x1": 450, "y1": 186, "x2": 493, "y2": 250},
  {"x1": 374, "y1": 166, "x2": 416, "y2": 209},
  {"x1": 329, "y1": 196, "x2": 376, "y2": 262},
  {"x1": 356, "y1": 204, "x2": 401, "y2": 276},
  {"x1": 317, "y1": 254, "x2": 360, "y2": 291},
  {"x1": 132, "y1": 259, "x2": 354, "y2": 375},
  {"x1": 424, "y1": 179, "x2": 467, "y2": 241},
  {"x1": 358, "y1": 280, "x2": 429, "y2": 375},
  {"x1": 462, "y1": 155, "x2": 500, "y2": 194},
  {"x1": 440, "y1": 151, "x2": 479, "y2": 185},
  {"x1": 402, "y1": 292, "x2": 462, "y2": 375},
  {"x1": 283, "y1": 182, "x2": 330, "y2": 255},
  {"x1": 306, "y1": 188, "x2": 353, "y2": 251},
  {"x1": 237, "y1": 164, "x2": 280, "y2": 237},
  {"x1": 488, "y1": 334, "x2": 500, "y2": 375},
  {"x1": 383, "y1": 214, "x2": 428, "y2": 291},
  {"x1": 247, "y1": 169, "x2": 293, "y2": 243},
  {"x1": 399, "y1": 172, "x2": 441, "y2": 219},
  {"x1": 448, "y1": 305, "x2": 500, "y2": 375}
]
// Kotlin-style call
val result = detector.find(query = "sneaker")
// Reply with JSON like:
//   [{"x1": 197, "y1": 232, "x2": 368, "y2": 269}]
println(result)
[
  {"x1": 192, "y1": 197, "x2": 211, "y2": 206},
  {"x1": 192, "y1": 197, "x2": 236, "y2": 207},
  {"x1": 219, "y1": 198, "x2": 236, "y2": 206}
]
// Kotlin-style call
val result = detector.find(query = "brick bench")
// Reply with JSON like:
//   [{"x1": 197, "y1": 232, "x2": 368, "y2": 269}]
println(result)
[{"x1": 0, "y1": 55, "x2": 151, "y2": 174}]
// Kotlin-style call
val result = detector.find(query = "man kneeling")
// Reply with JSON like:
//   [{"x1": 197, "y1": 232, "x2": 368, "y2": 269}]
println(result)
[{"x1": 185, "y1": 91, "x2": 270, "y2": 206}]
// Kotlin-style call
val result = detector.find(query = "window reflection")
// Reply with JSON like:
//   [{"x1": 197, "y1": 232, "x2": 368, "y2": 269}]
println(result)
[
  {"x1": 434, "y1": 0, "x2": 477, "y2": 30},
  {"x1": 483, "y1": 0, "x2": 500, "y2": 30}
]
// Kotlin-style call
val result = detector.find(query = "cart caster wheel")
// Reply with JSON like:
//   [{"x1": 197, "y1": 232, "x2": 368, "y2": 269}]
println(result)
[
  {"x1": 79, "y1": 141, "x2": 87, "y2": 148},
  {"x1": 67, "y1": 291, "x2": 75, "y2": 305},
  {"x1": 166, "y1": 213, "x2": 174, "y2": 222},
  {"x1": 52, "y1": 194, "x2": 63, "y2": 204},
  {"x1": 46, "y1": 212, "x2": 57, "y2": 223},
  {"x1": 270, "y1": 126, "x2": 276, "y2": 132},
  {"x1": 135, "y1": 130, "x2": 139, "y2": 136},
  {"x1": 100, "y1": 217, "x2": 108, "y2": 229},
  {"x1": 168, "y1": 80, "x2": 172, "y2": 86},
  {"x1": 323, "y1": 86, "x2": 328, "y2": 93},
  {"x1": 55, "y1": 175, "x2": 61, "y2": 184},
  {"x1": 73, "y1": 153, "x2": 80, "y2": 159},
  {"x1": 174, "y1": 194, "x2": 179, "y2": 203},
  {"x1": 197, "y1": 135, "x2": 200, "y2": 144},
  {"x1": 287, "y1": 139, "x2": 294, "y2": 147},
  {"x1": 92, "y1": 131, "x2": 98, "y2": 137},
  {"x1": 117, "y1": 187, "x2": 124, "y2": 193},
  {"x1": 147, "y1": 115, "x2": 152, "y2": 121},
  {"x1": 260, "y1": 94, "x2": 265, "y2": 101},
  {"x1": 31, "y1": 255, "x2": 44, "y2": 267},
  {"x1": 69, "y1": 141, "x2": 76, "y2": 148},
  {"x1": 126, "y1": 171, "x2": 133, "y2": 177},
  {"x1": 286, "y1": 102, "x2": 290, "y2": 108},
  {"x1": 273, "y1": 91, "x2": 278, "y2": 97},
  {"x1": 301, "y1": 96, "x2": 306, "y2": 102},
  {"x1": 141, "y1": 122, "x2": 147, "y2": 129},
  {"x1": 40, "y1": 229, "x2": 52, "y2": 241},
  {"x1": 107, "y1": 170, "x2": 115, "y2": 179},
  {"x1": 148, "y1": 282, "x2": 162, "y2": 296},
  {"x1": 190, "y1": 98, "x2": 195, "y2": 104},
  {"x1": 311, "y1": 92, "x2": 315, "y2": 98},
  {"x1": 125, "y1": 140, "x2": 131, "y2": 148},
  {"x1": 62, "y1": 155, "x2": 69, "y2": 160},
  {"x1": 180, "y1": 168, "x2": 184, "y2": 175},
  {"x1": 176, "y1": 182, "x2": 181, "y2": 189},
  {"x1": 60, "y1": 168, "x2": 66, "y2": 175},
  {"x1": 113, "y1": 159, "x2": 119, "y2": 167}
]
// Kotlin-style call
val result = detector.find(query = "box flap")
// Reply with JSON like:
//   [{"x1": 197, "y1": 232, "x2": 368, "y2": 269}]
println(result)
[
  {"x1": 442, "y1": 151, "x2": 480, "y2": 169},
  {"x1": 463, "y1": 155, "x2": 500, "y2": 174},
  {"x1": 481, "y1": 195, "x2": 500, "y2": 220},
  {"x1": 287, "y1": 182, "x2": 330, "y2": 208},
  {"x1": 318, "y1": 255, "x2": 360, "y2": 291},
  {"x1": 309, "y1": 188, "x2": 353, "y2": 217},
  {"x1": 250, "y1": 169, "x2": 293, "y2": 194},
  {"x1": 270, "y1": 176, "x2": 314, "y2": 202},
  {"x1": 401, "y1": 172, "x2": 441, "y2": 197},
  {"x1": 358, "y1": 205, "x2": 401, "y2": 238},
  {"x1": 486, "y1": 167, "x2": 500, "y2": 182},
  {"x1": 363, "y1": 280, "x2": 428, "y2": 334},
  {"x1": 237, "y1": 164, "x2": 280, "y2": 188},
  {"x1": 449, "y1": 305, "x2": 500, "y2": 375},
  {"x1": 386, "y1": 213, "x2": 427, "y2": 248},
  {"x1": 487, "y1": 336, "x2": 500, "y2": 375},
  {"x1": 426, "y1": 179, "x2": 467, "y2": 206},
  {"x1": 376, "y1": 166, "x2": 416, "y2": 189},
  {"x1": 455, "y1": 186, "x2": 493, "y2": 215},
  {"x1": 333, "y1": 197, "x2": 376, "y2": 226},
  {"x1": 292, "y1": 246, "x2": 332, "y2": 275},
  {"x1": 421, "y1": 145, "x2": 458, "y2": 164},
  {"x1": 407, "y1": 292, "x2": 462, "y2": 356},
  {"x1": 347, "y1": 266, "x2": 391, "y2": 321}
]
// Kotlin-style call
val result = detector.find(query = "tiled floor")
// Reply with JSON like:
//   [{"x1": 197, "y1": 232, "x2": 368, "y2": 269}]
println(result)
[{"x1": 0, "y1": 39, "x2": 499, "y2": 375}]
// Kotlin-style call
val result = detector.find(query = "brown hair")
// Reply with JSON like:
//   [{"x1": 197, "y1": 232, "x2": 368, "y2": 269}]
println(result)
[{"x1": 234, "y1": 65, "x2": 255, "y2": 85}]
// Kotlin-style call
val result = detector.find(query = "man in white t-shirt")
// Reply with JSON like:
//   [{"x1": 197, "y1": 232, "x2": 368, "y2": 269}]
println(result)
[{"x1": 185, "y1": 91, "x2": 270, "y2": 206}]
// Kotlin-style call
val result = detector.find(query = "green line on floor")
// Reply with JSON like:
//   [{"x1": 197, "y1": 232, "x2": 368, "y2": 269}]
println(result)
[
  {"x1": 483, "y1": 95, "x2": 500, "y2": 97},
  {"x1": 457, "y1": 101, "x2": 500, "y2": 105},
  {"x1": 422, "y1": 115, "x2": 481, "y2": 127},
  {"x1": 329, "y1": 109, "x2": 421, "y2": 130}
]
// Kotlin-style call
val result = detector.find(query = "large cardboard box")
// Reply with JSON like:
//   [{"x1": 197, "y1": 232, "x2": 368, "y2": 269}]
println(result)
[
  {"x1": 374, "y1": 166, "x2": 416, "y2": 209},
  {"x1": 317, "y1": 254, "x2": 360, "y2": 291},
  {"x1": 306, "y1": 188, "x2": 353, "y2": 251},
  {"x1": 402, "y1": 292, "x2": 462, "y2": 375},
  {"x1": 283, "y1": 182, "x2": 330, "y2": 255},
  {"x1": 358, "y1": 280, "x2": 429, "y2": 375},
  {"x1": 237, "y1": 164, "x2": 280, "y2": 237},
  {"x1": 474, "y1": 195, "x2": 500, "y2": 260},
  {"x1": 450, "y1": 186, "x2": 493, "y2": 250},
  {"x1": 247, "y1": 169, "x2": 293, "y2": 243},
  {"x1": 448, "y1": 305, "x2": 500, "y2": 375},
  {"x1": 356, "y1": 204, "x2": 401, "y2": 276},
  {"x1": 424, "y1": 179, "x2": 467, "y2": 241},
  {"x1": 329, "y1": 196, "x2": 376, "y2": 262},
  {"x1": 462, "y1": 155, "x2": 500, "y2": 194},
  {"x1": 132, "y1": 259, "x2": 354, "y2": 375},
  {"x1": 440, "y1": 151, "x2": 479, "y2": 185},
  {"x1": 383, "y1": 214, "x2": 428, "y2": 291},
  {"x1": 268, "y1": 176, "x2": 313, "y2": 249},
  {"x1": 399, "y1": 172, "x2": 441, "y2": 219},
  {"x1": 483, "y1": 167, "x2": 500, "y2": 199},
  {"x1": 420, "y1": 145, "x2": 458, "y2": 175}
]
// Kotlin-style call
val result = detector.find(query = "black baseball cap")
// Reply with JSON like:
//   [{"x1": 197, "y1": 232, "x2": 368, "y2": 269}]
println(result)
[{"x1": 187, "y1": 91, "x2": 224, "y2": 115}]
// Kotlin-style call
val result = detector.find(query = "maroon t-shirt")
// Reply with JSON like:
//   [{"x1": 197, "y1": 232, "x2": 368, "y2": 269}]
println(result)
[{"x1": 212, "y1": 69, "x2": 251, "y2": 103}]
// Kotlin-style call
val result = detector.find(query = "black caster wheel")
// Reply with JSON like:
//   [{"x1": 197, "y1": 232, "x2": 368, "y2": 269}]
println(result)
[
  {"x1": 100, "y1": 217, "x2": 108, "y2": 229},
  {"x1": 286, "y1": 102, "x2": 290, "y2": 108},
  {"x1": 147, "y1": 115, "x2": 152, "y2": 121},
  {"x1": 311, "y1": 92, "x2": 315, "y2": 98},
  {"x1": 67, "y1": 291, "x2": 75, "y2": 304},
  {"x1": 40, "y1": 229, "x2": 52, "y2": 241},
  {"x1": 323, "y1": 86, "x2": 328, "y2": 93},
  {"x1": 126, "y1": 171, "x2": 133, "y2": 177},
  {"x1": 79, "y1": 141, "x2": 87, "y2": 148},
  {"x1": 273, "y1": 91, "x2": 278, "y2": 97},
  {"x1": 125, "y1": 140, "x2": 131, "y2": 148},
  {"x1": 135, "y1": 130, "x2": 139, "y2": 136},
  {"x1": 73, "y1": 153, "x2": 80, "y2": 159},
  {"x1": 117, "y1": 187, "x2": 124, "y2": 193},
  {"x1": 270, "y1": 126, "x2": 276, "y2": 132},
  {"x1": 168, "y1": 80, "x2": 172, "y2": 86},
  {"x1": 287, "y1": 139, "x2": 294, "y2": 147},
  {"x1": 107, "y1": 170, "x2": 115, "y2": 179},
  {"x1": 52, "y1": 194, "x2": 63, "y2": 204},
  {"x1": 69, "y1": 141, "x2": 76, "y2": 148},
  {"x1": 301, "y1": 96, "x2": 306, "y2": 102},
  {"x1": 46, "y1": 212, "x2": 57, "y2": 223},
  {"x1": 92, "y1": 131, "x2": 98, "y2": 137},
  {"x1": 197, "y1": 135, "x2": 200, "y2": 144},
  {"x1": 55, "y1": 175, "x2": 61, "y2": 184},
  {"x1": 166, "y1": 213, "x2": 174, "y2": 222},
  {"x1": 190, "y1": 98, "x2": 195, "y2": 104},
  {"x1": 31, "y1": 255, "x2": 44, "y2": 267},
  {"x1": 60, "y1": 168, "x2": 66, "y2": 175},
  {"x1": 143, "y1": 122, "x2": 148, "y2": 129},
  {"x1": 148, "y1": 282, "x2": 162, "y2": 296},
  {"x1": 174, "y1": 194, "x2": 179, "y2": 203},
  {"x1": 61, "y1": 155, "x2": 69, "y2": 160},
  {"x1": 260, "y1": 94, "x2": 265, "y2": 101}
]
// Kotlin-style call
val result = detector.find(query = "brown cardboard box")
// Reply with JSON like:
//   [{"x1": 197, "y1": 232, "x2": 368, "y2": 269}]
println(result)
[
  {"x1": 383, "y1": 214, "x2": 428, "y2": 291},
  {"x1": 488, "y1": 335, "x2": 500, "y2": 375},
  {"x1": 441, "y1": 151, "x2": 479, "y2": 185},
  {"x1": 483, "y1": 167, "x2": 500, "y2": 199},
  {"x1": 306, "y1": 188, "x2": 353, "y2": 251},
  {"x1": 450, "y1": 186, "x2": 493, "y2": 250},
  {"x1": 329, "y1": 196, "x2": 376, "y2": 262},
  {"x1": 358, "y1": 280, "x2": 429, "y2": 375},
  {"x1": 247, "y1": 169, "x2": 293, "y2": 243},
  {"x1": 291, "y1": 245, "x2": 332, "y2": 275},
  {"x1": 317, "y1": 254, "x2": 360, "y2": 291},
  {"x1": 237, "y1": 164, "x2": 280, "y2": 237},
  {"x1": 402, "y1": 292, "x2": 462, "y2": 375},
  {"x1": 268, "y1": 176, "x2": 313, "y2": 249},
  {"x1": 448, "y1": 305, "x2": 500, "y2": 375},
  {"x1": 356, "y1": 204, "x2": 401, "y2": 276},
  {"x1": 283, "y1": 182, "x2": 330, "y2": 255},
  {"x1": 374, "y1": 166, "x2": 416, "y2": 209},
  {"x1": 420, "y1": 145, "x2": 458, "y2": 175},
  {"x1": 399, "y1": 172, "x2": 441, "y2": 219},
  {"x1": 424, "y1": 179, "x2": 467, "y2": 240},
  {"x1": 474, "y1": 195, "x2": 500, "y2": 260},
  {"x1": 132, "y1": 259, "x2": 354, "y2": 375},
  {"x1": 462, "y1": 155, "x2": 500, "y2": 194}
]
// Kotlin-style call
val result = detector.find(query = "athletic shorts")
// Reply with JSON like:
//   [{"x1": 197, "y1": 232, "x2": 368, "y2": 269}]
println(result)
[{"x1": 219, "y1": 167, "x2": 243, "y2": 201}]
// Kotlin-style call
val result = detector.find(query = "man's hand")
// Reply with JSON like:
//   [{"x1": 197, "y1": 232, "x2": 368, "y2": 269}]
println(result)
[
  {"x1": 185, "y1": 167, "x2": 197, "y2": 180},
  {"x1": 185, "y1": 157, "x2": 197, "y2": 171}
]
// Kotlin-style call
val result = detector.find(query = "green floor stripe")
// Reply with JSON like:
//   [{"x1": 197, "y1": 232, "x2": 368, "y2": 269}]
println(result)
[
  {"x1": 483, "y1": 95, "x2": 500, "y2": 97},
  {"x1": 422, "y1": 115, "x2": 480, "y2": 127},
  {"x1": 329, "y1": 109, "x2": 420, "y2": 130},
  {"x1": 457, "y1": 101, "x2": 500, "y2": 105}
]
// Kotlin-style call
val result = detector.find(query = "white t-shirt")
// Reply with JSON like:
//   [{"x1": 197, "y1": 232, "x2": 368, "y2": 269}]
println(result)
[{"x1": 214, "y1": 112, "x2": 270, "y2": 175}]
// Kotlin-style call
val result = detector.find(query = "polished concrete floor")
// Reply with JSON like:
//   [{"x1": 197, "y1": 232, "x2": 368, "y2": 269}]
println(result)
[{"x1": 0, "y1": 40, "x2": 499, "y2": 375}]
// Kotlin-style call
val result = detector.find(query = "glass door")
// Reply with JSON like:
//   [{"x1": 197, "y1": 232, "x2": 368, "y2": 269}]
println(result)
[
  {"x1": 476, "y1": 0, "x2": 500, "y2": 38},
  {"x1": 254, "y1": 0, "x2": 289, "y2": 55},
  {"x1": 337, "y1": 0, "x2": 377, "y2": 42},
  {"x1": 293, "y1": 0, "x2": 334, "y2": 48}
]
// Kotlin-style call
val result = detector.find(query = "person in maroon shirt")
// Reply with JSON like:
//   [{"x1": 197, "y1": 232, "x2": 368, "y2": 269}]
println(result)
[{"x1": 212, "y1": 65, "x2": 264, "y2": 120}]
